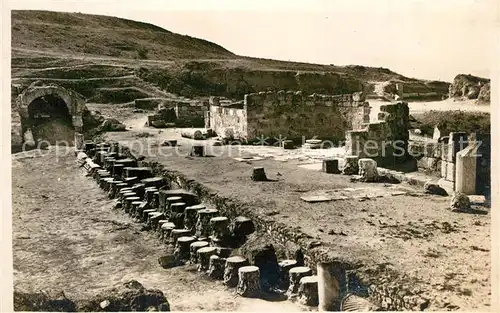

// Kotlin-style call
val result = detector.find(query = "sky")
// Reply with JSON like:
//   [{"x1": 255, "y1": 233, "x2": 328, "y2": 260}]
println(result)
[{"x1": 6, "y1": 0, "x2": 500, "y2": 82}]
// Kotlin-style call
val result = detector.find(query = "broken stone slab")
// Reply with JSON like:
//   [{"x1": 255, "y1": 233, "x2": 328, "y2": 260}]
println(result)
[
  {"x1": 342, "y1": 156, "x2": 359, "y2": 175},
  {"x1": 251, "y1": 167, "x2": 267, "y2": 181},
  {"x1": 423, "y1": 182, "x2": 448, "y2": 196},
  {"x1": 358, "y1": 158, "x2": 379, "y2": 182},
  {"x1": 189, "y1": 145, "x2": 205, "y2": 157},
  {"x1": 237, "y1": 266, "x2": 261, "y2": 298},
  {"x1": 322, "y1": 158, "x2": 341, "y2": 174},
  {"x1": 300, "y1": 195, "x2": 333, "y2": 203},
  {"x1": 161, "y1": 139, "x2": 178, "y2": 147},
  {"x1": 438, "y1": 178, "x2": 455, "y2": 195},
  {"x1": 449, "y1": 192, "x2": 471, "y2": 212},
  {"x1": 158, "y1": 254, "x2": 178, "y2": 269}
]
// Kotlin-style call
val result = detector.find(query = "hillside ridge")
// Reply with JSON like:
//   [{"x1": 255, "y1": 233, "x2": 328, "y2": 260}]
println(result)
[{"x1": 11, "y1": 10, "x2": 451, "y2": 101}]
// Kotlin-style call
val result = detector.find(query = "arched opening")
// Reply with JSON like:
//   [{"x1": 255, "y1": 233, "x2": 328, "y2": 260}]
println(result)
[{"x1": 25, "y1": 94, "x2": 74, "y2": 145}]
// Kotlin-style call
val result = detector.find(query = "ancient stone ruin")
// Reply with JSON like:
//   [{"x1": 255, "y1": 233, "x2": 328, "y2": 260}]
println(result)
[
  {"x1": 205, "y1": 91, "x2": 370, "y2": 143},
  {"x1": 14, "y1": 85, "x2": 86, "y2": 149}
]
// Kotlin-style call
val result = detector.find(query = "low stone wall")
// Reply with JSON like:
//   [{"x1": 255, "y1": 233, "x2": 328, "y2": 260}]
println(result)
[{"x1": 134, "y1": 98, "x2": 170, "y2": 110}]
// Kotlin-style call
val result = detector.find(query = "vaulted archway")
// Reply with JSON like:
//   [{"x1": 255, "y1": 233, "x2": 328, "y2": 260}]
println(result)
[{"x1": 16, "y1": 85, "x2": 86, "y2": 146}]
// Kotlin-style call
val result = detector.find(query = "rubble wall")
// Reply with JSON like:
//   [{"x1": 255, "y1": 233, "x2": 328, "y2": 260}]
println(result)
[
  {"x1": 174, "y1": 100, "x2": 209, "y2": 127},
  {"x1": 208, "y1": 105, "x2": 247, "y2": 139},
  {"x1": 244, "y1": 91, "x2": 369, "y2": 141},
  {"x1": 345, "y1": 102, "x2": 411, "y2": 168}
]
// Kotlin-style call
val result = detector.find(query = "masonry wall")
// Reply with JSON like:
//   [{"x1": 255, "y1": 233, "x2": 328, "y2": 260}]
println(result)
[
  {"x1": 244, "y1": 91, "x2": 369, "y2": 141},
  {"x1": 345, "y1": 102, "x2": 412, "y2": 169},
  {"x1": 173, "y1": 100, "x2": 209, "y2": 127},
  {"x1": 207, "y1": 97, "x2": 247, "y2": 139}
]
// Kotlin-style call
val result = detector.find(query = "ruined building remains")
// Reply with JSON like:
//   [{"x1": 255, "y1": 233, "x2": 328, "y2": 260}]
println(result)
[
  {"x1": 344, "y1": 102, "x2": 411, "y2": 169},
  {"x1": 206, "y1": 91, "x2": 370, "y2": 142}
]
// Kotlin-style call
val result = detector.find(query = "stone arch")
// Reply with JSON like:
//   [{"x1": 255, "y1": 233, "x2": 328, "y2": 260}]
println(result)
[
  {"x1": 17, "y1": 85, "x2": 86, "y2": 132},
  {"x1": 15, "y1": 85, "x2": 87, "y2": 147}
]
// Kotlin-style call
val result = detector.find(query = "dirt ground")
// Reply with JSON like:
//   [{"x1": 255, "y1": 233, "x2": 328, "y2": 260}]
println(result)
[
  {"x1": 102, "y1": 112, "x2": 491, "y2": 311},
  {"x1": 11, "y1": 147, "x2": 305, "y2": 312}
]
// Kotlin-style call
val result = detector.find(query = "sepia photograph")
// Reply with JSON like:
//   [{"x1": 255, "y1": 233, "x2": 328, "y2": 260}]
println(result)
[{"x1": 3, "y1": 0, "x2": 498, "y2": 311}]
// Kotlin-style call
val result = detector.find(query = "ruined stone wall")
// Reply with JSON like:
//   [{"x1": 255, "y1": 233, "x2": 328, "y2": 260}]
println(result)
[
  {"x1": 244, "y1": 91, "x2": 369, "y2": 141},
  {"x1": 345, "y1": 102, "x2": 411, "y2": 169},
  {"x1": 207, "y1": 97, "x2": 247, "y2": 139},
  {"x1": 173, "y1": 100, "x2": 208, "y2": 127}
]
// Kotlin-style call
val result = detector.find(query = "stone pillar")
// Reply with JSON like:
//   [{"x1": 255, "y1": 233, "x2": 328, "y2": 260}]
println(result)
[
  {"x1": 455, "y1": 144, "x2": 478, "y2": 195},
  {"x1": 396, "y1": 83, "x2": 403, "y2": 99},
  {"x1": 345, "y1": 130, "x2": 368, "y2": 158},
  {"x1": 317, "y1": 262, "x2": 343, "y2": 311}
]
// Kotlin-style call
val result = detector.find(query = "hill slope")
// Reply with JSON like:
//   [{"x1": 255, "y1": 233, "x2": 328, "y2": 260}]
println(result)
[
  {"x1": 12, "y1": 10, "x2": 235, "y2": 60},
  {"x1": 11, "y1": 10, "x2": 450, "y2": 100}
]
